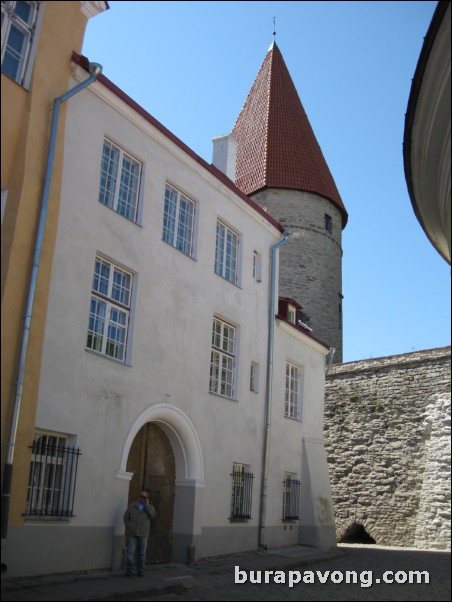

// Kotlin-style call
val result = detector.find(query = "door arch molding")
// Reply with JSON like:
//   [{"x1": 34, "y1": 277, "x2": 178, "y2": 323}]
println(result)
[{"x1": 119, "y1": 403, "x2": 204, "y2": 483}]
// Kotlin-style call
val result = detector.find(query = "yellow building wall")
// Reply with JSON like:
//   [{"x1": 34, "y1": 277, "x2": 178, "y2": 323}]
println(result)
[{"x1": 1, "y1": 1, "x2": 106, "y2": 525}]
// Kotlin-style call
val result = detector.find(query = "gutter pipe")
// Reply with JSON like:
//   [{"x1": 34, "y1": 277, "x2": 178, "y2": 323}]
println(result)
[
  {"x1": 259, "y1": 229, "x2": 291, "y2": 549},
  {"x1": 1, "y1": 63, "x2": 102, "y2": 573}
]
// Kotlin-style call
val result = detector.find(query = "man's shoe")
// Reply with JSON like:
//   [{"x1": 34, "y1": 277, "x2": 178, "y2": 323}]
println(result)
[{"x1": 138, "y1": 572, "x2": 144, "y2": 577}]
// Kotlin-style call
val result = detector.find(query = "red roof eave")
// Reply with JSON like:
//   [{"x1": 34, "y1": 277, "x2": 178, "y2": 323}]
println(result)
[{"x1": 72, "y1": 52, "x2": 284, "y2": 235}]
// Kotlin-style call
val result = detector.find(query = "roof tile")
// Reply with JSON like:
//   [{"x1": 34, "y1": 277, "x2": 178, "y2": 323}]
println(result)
[{"x1": 232, "y1": 43, "x2": 347, "y2": 227}]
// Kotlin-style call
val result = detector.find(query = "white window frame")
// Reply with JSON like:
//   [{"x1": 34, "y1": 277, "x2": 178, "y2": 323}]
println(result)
[
  {"x1": 162, "y1": 183, "x2": 196, "y2": 257},
  {"x1": 215, "y1": 220, "x2": 240, "y2": 285},
  {"x1": 99, "y1": 139, "x2": 142, "y2": 222},
  {"x1": 1, "y1": 1, "x2": 38, "y2": 86},
  {"x1": 86, "y1": 256, "x2": 133, "y2": 363},
  {"x1": 250, "y1": 361, "x2": 259, "y2": 392},
  {"x1": 287, "y1": 304, "x2": 297, "y2": 325},
  {"x1": 285, "y1": 361, "x2": 303, "y2": 419},
  {"x1": 209, "y1": 317, "x2": 236, "y2": 399},
  {"x1": 253, "y1": 250, "x2": 262, "y2": 282}
]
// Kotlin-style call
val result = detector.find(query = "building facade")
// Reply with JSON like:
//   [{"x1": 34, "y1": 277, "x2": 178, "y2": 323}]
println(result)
[
  {"x1": 1, "y1": 0, "x2": 108, "y2": 572},
  {"x1": 2, "y1": 45, "x2": 336, "y2": 576}
]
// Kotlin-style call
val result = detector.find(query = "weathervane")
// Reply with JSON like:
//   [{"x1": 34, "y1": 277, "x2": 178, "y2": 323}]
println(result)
[{"x1": 273, "y1": 17, "x2": 276, "y2": 42}]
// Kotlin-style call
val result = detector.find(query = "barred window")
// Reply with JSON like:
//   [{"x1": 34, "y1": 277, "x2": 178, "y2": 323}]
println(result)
[
  {"x1": 230, "y1": 464, "x2": 254, "y2": 520},
  {"x1": 282, "y1": 473, "x2": 301, "y2": 521},
  {"x1": 25, "y1": 432, "x2": 81, "y2": 517}
]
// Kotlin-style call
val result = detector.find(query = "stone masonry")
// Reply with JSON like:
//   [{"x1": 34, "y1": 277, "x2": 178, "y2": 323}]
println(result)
[
  {"x1": 324, "y1": 346, "x2": 451, "y2": 550},
  {"x1": 252, "y1": 188, "x2": 344, "y2": 362}
]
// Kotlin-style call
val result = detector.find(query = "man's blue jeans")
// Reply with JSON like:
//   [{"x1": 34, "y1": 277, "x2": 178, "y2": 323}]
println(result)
[{"x1": 126, "y1": 535, "x2": 148, "y2": 574}]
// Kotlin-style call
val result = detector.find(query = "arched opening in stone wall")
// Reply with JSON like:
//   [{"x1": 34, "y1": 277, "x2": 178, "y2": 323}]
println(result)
[{"x1": 338, "y1": 522, "x2": 376, "y2": 544}]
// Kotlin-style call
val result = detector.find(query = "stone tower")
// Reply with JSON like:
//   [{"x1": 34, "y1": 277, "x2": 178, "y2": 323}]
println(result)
[{"x1": 232, "y1": 43, "x2": 348, "y2": 362}]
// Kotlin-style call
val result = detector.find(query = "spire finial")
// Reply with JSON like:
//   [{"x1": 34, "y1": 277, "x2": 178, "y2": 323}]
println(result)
[{"x1": 273, "y1": 17, "x2": 276, "y2": 42}]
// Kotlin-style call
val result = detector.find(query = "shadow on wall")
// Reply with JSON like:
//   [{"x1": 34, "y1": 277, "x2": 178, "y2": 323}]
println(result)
[{"x1": 339, "y1": 522, "x2": 376, "y2": 544}]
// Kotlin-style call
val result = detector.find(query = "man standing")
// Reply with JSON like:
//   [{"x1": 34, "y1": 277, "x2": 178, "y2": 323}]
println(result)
[{"x1": 124, "y1": 490, "x2": 156, "y2": 576}]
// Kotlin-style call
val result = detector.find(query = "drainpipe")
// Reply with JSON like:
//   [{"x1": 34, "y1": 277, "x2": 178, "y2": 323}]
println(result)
[
  {"x1": 1, "y1": 62, "x2": 103, "y2": 573},
  {"x1": 259, "y1": 229, "x2": 291, "y2": 549}
]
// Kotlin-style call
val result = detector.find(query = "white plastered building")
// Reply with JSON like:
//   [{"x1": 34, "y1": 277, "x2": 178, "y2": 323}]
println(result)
[{"x1": 7, "y1": 55, "x2": 335, "y2": 577}]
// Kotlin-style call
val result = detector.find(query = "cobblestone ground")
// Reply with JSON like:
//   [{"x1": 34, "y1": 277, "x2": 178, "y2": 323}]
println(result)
[{"x1": 139, "y1": 546, "x2": 451, "y2": 601}]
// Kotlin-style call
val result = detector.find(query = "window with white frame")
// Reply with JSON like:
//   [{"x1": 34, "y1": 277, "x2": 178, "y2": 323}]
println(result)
[
  {"x1": 215, "y1": 220, "x2": 239, "y2": 284},
  {"x1": 287, "y1": 303, "x2": 297, "y2": 325},
  {"x1": 99, "y1": 139, "x2": 141, "y2": 222},
  {"x1": 25, "y1": 431, "x2": 81, "y2": 517},
  {"x1": 209, "y1": 317, "x2": 236, "y2": 398},
  {"x1": 1, "y1": 0, "x2": 38, "y2": 85},
  {"x1": 250, "y1": 362, "x2": 259, "y2": 392},
  {"x1": 86, "y1": 257, "x2": 133, "y2": 362},
  {"x1": 285, "y1": 361, "x2": 303, "y2": 419},
  {"x1": 252, "y1": 250, "x2": 262, "y2": 282},
  {"x1": 282, "y1": 472, "x2": 301, "y2": 521},
  {"x1": 162, "y1": 183, "x2": 195, "y2": 257},
  {"x1": 230, "y1": 463, "x2": 254, "y2": 520}
]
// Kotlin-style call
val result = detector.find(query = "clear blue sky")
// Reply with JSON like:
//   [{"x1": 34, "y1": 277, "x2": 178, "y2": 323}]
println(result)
[{"x1": 82, "y1": 1, "x2": 450, "y2": 363}]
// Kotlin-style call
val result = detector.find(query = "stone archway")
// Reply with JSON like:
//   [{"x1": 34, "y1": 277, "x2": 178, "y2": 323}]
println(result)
[{"x1": 118, "y1": 404, "x2": 205, "y2": 564}]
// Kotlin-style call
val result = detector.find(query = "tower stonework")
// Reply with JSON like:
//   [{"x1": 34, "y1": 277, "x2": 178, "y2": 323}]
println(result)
[
  {"x1": 232, "y1": 43, "x2": 347, "y2": 362},
  {"x1": 253, "y1": 189, "x2": 344, "y2": 362}
]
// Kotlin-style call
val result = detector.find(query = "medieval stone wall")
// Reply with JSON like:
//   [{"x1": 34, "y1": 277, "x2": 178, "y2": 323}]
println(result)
[{"x1": 324, "y1": 346, "x2": 451, "y2": 549}]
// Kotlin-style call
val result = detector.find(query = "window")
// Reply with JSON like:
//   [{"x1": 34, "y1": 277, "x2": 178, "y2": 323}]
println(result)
[
  {"x1": 99, "y1": 139, "x2": 141, "y2": 222},
  {"x1": 253, "y1": 251, "x2": 262, "y2": 282},
  {"x1": 163, "y1": 184, "x2": 195, "y2": 256},
  {"x1": 287, "y1": 304, "x2": 297, "y2": 325},
  {"x1": 250, "y1": 362, "x2": 259, "y2": 392},
  {"x1": 1, "y1": 1, "x2": 38, "y2": 85},
  {"x1": 25, "y1": 432, "x2": 81, "y2": 518},
  {"x1": 209, "y1": 317, "x2": 236, "y2": 398},
  {"x1": 86, "y1": 257, "x2": 133, "y2": 362},
  {"x1": 282, "y1": 473, "x2": 301, "y2": 521},
  {"x1": 215, "y1": 220, "x2": 239, "y2": 284},
  {"x1": 285, "y1": 362, "x2": 302, "y2": 419},
  {"x1": 324, "y1": 214, "x2": 332, "y2": 234},
  {"x1": 230, "y1": 464, "x2": 254, "y2": 519}
]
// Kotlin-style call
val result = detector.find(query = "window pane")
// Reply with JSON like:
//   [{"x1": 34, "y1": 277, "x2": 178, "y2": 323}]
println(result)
[
  {"x1": 163, "y1": 185, "x2": 177, "y2": 246},
  {"x1": 99, "y1": 141, "x2": 120, "y2": 209},
  {"x1": 14, "y1": 1, "x2": 35, "y2": 25},
  {"x1": 87, "y1": 297, "x2": 106, "y2": 352},
  {"x1": 117, "y1": 154, "x2": 139, "y2": 220}
]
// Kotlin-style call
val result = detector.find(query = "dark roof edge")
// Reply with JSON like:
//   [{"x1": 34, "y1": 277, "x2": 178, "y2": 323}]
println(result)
[
  {"x1": 72, "y1": 52, "x2": 284, "y2": 235},
  {"x1": 402, "y1": 1, "x2": 450, "y2": 263}
]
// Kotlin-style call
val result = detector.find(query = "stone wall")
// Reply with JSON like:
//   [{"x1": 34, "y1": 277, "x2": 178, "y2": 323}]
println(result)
[
  {"x1": 324, "y1": 347, "x2": 451, "y2": 549},
  {"x1": 251, "y1": 189, "x2": 344, "y2": 362}
]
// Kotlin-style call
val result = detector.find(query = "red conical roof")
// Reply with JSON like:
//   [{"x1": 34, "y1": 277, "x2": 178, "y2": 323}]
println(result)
[{"x1": 232, "y1": 43, "x2": 347, "y2": 227}]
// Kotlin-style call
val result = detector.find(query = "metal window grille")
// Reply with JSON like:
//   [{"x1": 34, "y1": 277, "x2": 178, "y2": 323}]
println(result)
[
  {"x1": 282, "y1": 476, "x2": 301, "y2": 520},
  {"x1": 230, "y1": 466, "x2": 254, "y2": 519},
  {"x1": 25, "y1": 435, "x2": 81, "y2": 517}
]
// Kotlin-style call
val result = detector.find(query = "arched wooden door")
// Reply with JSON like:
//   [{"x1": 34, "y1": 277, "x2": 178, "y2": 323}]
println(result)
[{"x1": 126, "y1": 423, "x2": 175, "y2": 563}]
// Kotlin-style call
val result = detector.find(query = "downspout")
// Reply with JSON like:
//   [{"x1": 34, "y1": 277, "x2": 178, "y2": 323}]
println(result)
[
  {"x1": 259, "y1": 229, "x2": 291, "y2": 549},
  {"x1": 1, "y1": 62, "x2": 103, "y2": 573}
]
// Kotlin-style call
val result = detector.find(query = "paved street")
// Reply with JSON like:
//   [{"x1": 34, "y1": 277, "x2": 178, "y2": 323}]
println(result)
[{"x1": 141, "y1": 546, "x2": 451, "y2": 601}]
